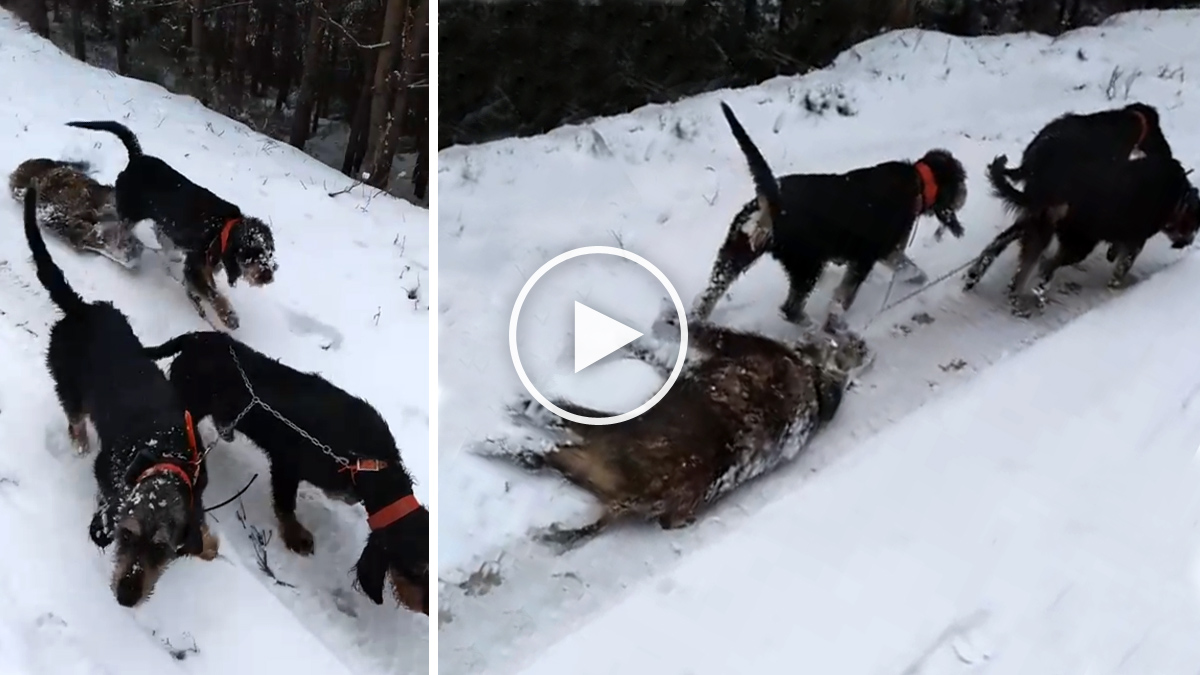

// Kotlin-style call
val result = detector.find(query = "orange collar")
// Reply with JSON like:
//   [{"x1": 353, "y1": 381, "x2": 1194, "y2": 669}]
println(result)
[
  {"x1": 135, "y1": 411, "x2": 201, "y2": 505},
  {"x1": 367, "y1": 494, "x2": 422, "y2": 531},
  {"x1": 915, "y1": 161, "x2": 938, "y2": 212},
  {"x1": 218, "y1": 217, "x2": 241, "y2": 255},
  {"x1": 1131, "y1": 110, "x2": 1148, "y2": 149}
]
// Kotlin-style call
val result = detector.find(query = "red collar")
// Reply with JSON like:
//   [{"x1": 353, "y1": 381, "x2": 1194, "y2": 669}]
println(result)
[
  {"x1": 914, "y1": 161, "x2": 939, "y2": 212},
  {"x1": 368, "y1": 494, "x2": 422, "y2": 531},
  {"x1": 135, "y1": 411, "x2": 200, "y2": 505}
]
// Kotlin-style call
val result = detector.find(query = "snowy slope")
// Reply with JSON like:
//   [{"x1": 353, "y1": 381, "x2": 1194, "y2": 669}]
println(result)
[
  {"x1": 0, "y1": 12, "x2": 428, "y2": 675},
  {"x1": 438, "y1": 9, "x2": 1200, "y2": 674}
]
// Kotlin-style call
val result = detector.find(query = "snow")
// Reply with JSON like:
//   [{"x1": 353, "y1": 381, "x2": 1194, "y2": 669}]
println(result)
[
  {"x1": 437, "y1": 8, "x2": 1200, "y2": 674},
  {"x1": 0, "y1": 12, "x2": 428, "y2": 675}
]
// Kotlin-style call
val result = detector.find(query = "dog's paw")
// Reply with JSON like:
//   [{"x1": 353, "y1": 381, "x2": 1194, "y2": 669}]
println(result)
[
  {"x1": 217, "y1": 308, "x2": 241, "y2": 331},
  {"x1": 280, "y1": 520, "x2": 315, "y2": 556},
  {"x1": 780, "y1": 305, "x2": 813, "y2": 329},
  {"x1": 896, "y1": 266, "x2": 928, "y2": 286},
  {"x1": 198, "y1": 530, "x2": 220, "y2": 561},
  {"x1": 1008, "y1": 293, "x2": 1045, "y2": 318},
  {"x1": 88, "y1": 512, "x2": 112, "y2": 549}
]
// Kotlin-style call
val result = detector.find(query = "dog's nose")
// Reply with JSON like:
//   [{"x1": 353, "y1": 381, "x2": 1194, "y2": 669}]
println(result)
[
  {"x1": 260, "y1": 268, "x2": 274, "y2": 283},
  {"x1": 115, "y1": 577, "x2": 142, "y2": 607}
]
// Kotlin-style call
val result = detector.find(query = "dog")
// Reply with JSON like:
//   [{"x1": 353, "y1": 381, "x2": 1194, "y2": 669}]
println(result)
[
  {"x1": 143, "y1": 331, "x2": 428, "y2": 614},
  {"x1": 8, "y1": 158, "x2": 143, "y2": 267},
  {"x1": 963, "y1": 103, "x2": 1176, "y2": 296},
  {"x1": 693, "y1": 102, "x2": 968, "y2": 330},
  {"x1": 993, "y1": 102, "x2": 1172, "y2": 186},
  {"x1": 65, "y1": 121, "x2": 278, "y2": 331},
  {"x1": 478, "y1": 309, "x2": 872, "y2": 551},
  {"x1": 21, "y1": 186, "x2": 218, "y2": 608},
  {"x1": 964, "y1": 153, "x2": 1199, "y2": 315}
]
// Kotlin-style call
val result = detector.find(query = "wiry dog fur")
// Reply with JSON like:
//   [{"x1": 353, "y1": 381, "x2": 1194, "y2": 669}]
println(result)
[
  {"x1": 65, "y1": 121, "x2": 278, "y2": 330},
  {"x1": 965, "y1": 153, "x2": 1199, "y2": 315},
  {"x1": 479, "y1": 312, "x2": 871, "y2": 551},
  {"x1": 8, "y1": 158, "x2": 143, "y2": 266},
  {"x1": 21, "y1": 186, "x2": 217, "y2": 608},
  {"x1": 692, "y1": 102, "x2": 968, "y2": 329},
  {"x1": 143, "y1": 331, "x2": 428, "y2": 614}
]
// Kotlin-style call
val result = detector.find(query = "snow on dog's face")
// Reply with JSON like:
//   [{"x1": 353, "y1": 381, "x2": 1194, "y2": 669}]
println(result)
[
  {"x1": 109, "y1": 475, "x2": 195, "y2": 607},
  {"x1": 1166, "y1": 183, "x2": 1200, "y2": 249}
]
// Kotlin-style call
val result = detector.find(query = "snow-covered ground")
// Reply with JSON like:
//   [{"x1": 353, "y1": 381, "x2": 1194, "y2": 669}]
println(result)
[
  {"x1": 437, "y1": 9, "x2": 1200, "y2": 675},
  {"x1": 0, "y1": 12, "x2": 428, "y2": 675}
]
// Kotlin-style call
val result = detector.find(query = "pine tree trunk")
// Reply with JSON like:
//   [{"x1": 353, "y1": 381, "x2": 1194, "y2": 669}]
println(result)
[
  {"x1": 94, "y1": 0, "x2": 110, "y2": 37},
  {"x1": 288, "y1": 0, "x2": 325, "y2": 148},
  {"x1": 366, "y1": 0, "x2": 427, "y2": 190},
  {"x1": 50, "y1": 0, "x2": 58, "y2": 23},
  {"x1": 366, "y1": 0, "x2": 408, "y2": 162},
  {"x1": 229, "y1": 2, "x2": 249, "y2": 110},
  {"x1": 27, "y1": 0, "x2": 50, "y2": 37},
  {"x1": 342, "y1": 49, "x2": 379, "y2": 176},
  {"x1": 69, "y1": 0, "x2": 85, "y2": 60},
  {"x1": 191, "y1": 0, "x2": 207, "y2": 86},
  {"x1": 114, "y1": 5, "x2": 129, "y2": 74},
  {"x1": 274, "y1": 0, "x2": 296, "y2": 111},
  {"x1": 251, "y1": 0, "x2": 275, "y2": 96}
]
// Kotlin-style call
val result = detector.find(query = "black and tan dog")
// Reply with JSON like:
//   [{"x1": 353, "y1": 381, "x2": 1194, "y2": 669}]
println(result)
[
  {"x1": 144, "y1": 331, "x2": 428, "y2": 614},
  {"x1": 22, "y1": 186, "x2": 218, "y2": 608},
  {"x1": 479, "y1": 310, "x2": 871, "y2": 551},
  {"x1": 65, "y1": 121, "x2": 278, "y2": 331},
  {"x1": 693, "y1": 102, "x2": 968, "y2": 330},
  {"x1": 966, "y1": 153, "x2": 1199, "y2": 315},
  {"x1": 8, "y1": 158, "x2": 143, "y2": 267}
]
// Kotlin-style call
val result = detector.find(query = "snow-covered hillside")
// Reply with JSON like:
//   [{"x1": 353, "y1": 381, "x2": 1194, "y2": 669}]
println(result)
[
  {"x1": 438, "y1": 9, "x2": 1200, "y2": 675},
  {"x1": 0, "y1": 12, "x2": 428, "y2": 675}
]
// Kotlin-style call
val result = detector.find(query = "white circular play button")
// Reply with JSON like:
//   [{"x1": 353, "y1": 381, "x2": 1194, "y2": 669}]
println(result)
[{"x1": 508, "y1": 246, "x2": 689, "y2": 426}]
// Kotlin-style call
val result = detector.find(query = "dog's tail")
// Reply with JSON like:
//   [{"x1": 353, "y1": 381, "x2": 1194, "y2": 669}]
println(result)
[
  {"x1": 23, "y1": 187, "x2": 86, "y2": 314},
  {"x1": 66, "y1": 121, "x2": 143, "y2": 158},
  {"x1": 987, "y1": 155, "x2": 1033, "y2": 210},
  {"x1": 719, "y1": 102, "x2": 783, "y2": 220},
  {"x1": 143, "y1": 332, "x2": 204, "y2": 360}
]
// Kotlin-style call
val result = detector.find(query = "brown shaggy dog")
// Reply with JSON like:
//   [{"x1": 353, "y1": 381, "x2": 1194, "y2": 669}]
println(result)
[
  {"x1": 479, "y1": 312, "x2": 872, "y2": 551},
  {"x1": 8, "y1": 158, "x2": 143, "y2": 267}
]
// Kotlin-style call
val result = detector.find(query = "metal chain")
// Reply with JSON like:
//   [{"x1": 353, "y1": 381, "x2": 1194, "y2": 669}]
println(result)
[
  {"x1": 864, "y1": 256, "x2": 977, "y2": 328},
  {"x1": 224, "y1": 345, "x2": 353, "y2": 469}
]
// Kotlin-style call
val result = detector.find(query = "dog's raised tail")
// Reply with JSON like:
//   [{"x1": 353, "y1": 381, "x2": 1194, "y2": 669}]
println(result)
[
  {"x1": 66, "y1": 121, "x2": 143, "y2": 158},
  {"x1": 23, "y1": 187, "x2": 85, "y2": 314},
  {"x1": 719, "y1": 102, "x2": 783, "y2": 219},
  {"x1": 987, "y1": 154, "x2": 1033, "y2": 210}
]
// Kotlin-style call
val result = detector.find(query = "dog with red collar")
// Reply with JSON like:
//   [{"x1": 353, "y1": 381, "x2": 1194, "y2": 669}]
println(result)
[
  {"x1": 65, "y1": 120, "x2": 278, "y2": 331},
  {"x1": 21, "y1": 186, "x2": 218, "y2": 608},
  {"x1": 693, "y1": 102, "x2": 968, "y2": 330},
  {"x1": 144, "y1": 330, "x2": 428, "y2": 614}
]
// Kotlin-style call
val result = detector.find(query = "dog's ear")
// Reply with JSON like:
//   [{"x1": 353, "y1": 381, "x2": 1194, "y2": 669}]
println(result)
[
  {"x1": 89, "y1": 509, "x2": 113, "y2": 548},
  {"x1": 222, "y1": 245, "x2": 242, "y2": 287},
  {"x1": 353, "y1": 535, "x2": 389, "y2": 605},
  {"x1": 123, "y1": 449, "x2": 161, "y2": 486}
]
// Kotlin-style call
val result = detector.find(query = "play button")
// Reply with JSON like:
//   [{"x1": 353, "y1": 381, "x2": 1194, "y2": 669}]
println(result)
[
  {"x1": 509, "y1": 246, "x2": 688, "y2": 426},
  {"x1": 573, "y1": 301, "x2": 643, "y2": 373}
]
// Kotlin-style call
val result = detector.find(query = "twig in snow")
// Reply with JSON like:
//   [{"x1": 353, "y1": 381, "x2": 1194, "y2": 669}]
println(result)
[
  {"x1": 156, "y1": 632, "x2": 200, "y2": 661},
  {"x1": 235, "y1": 503, "x2": 295, "y2": 588}
]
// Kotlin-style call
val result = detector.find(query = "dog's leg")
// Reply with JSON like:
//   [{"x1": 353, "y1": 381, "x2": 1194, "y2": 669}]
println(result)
[
  {"x1": 195, "y1": 519, "x2": 220, "y2": 561},
  {"x1": 824, "y1": 260, "x2": 873, "y2": 331},
  {"x1": 67, "y1": 414, "x2": 91, "y2": 455},
  {"x1": 881, "y1": 248, "x2": 928, "y2": 285},
  {"x1": 1108, "y1": 240, "x2": 1146, "y2": 289},
  {"x1": 1009, "y1": 223, "x2": 1054, "y2": 317},
  {"x1": 183, "y1": 254, "x2": 240, "y2": 330},
  {"x1": 1034, "y1": 236, "x2": 1094, "y2": 295},
  {"x1": 781, "y1": 260, "x2": 824, "y2": 327},
  {"x1": 963, "y1": 222, "x2": 1023, "y2": 291},
  {"x1": 269, "y1": 466, "x2": 315, "y2": 555},
  {"x1": 692, "y1": 203, "x2": 767, "y2": 320}
]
